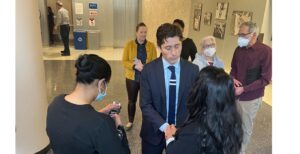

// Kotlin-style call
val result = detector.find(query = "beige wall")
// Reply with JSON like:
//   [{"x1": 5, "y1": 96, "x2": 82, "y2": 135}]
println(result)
[
  {"x1": 188, "y1": 0, "x2": 269, "y2": 71},
  {"x1": 261, "y1": 0, "x2": 272, "y2": 47},
  {"x1": 140, "y1": 0, "x2": 192, "y2": 44}
]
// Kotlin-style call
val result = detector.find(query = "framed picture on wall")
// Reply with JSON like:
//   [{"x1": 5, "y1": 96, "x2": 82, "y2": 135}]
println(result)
[
  {"x1": 193, "y1": 4, "x2": 202, "y2": 31},
  {"x1": 231, "y1": 11, "x2": 253, "y2": 35},
  {"x1": 215, "y1": 2, "x2": 229, "y2": 20},
  {"x1": 203, "y1": 12, "x2": 212, "y2": 25},
  {"x1": 213, "y1": 20, "x2": 226, "y2": 39}
]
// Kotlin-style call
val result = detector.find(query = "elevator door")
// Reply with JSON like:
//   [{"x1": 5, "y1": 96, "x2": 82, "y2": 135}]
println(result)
[{"x1": 113, "y1": 0, "x2": 139, "y2": 48}]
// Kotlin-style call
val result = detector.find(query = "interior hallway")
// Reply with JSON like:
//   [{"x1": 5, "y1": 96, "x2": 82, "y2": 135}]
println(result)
[{"x1": 43, "y1": 46, "x2": 272, "y2": 154}]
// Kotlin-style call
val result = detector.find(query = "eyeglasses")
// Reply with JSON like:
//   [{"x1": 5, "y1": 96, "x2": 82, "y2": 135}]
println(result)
[{"x1": 237, "y1": 32, "x2": 252, "y2": 38}]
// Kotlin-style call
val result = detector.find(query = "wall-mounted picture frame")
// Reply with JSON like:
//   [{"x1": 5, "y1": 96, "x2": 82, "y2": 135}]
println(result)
[
  {"x1": 231, "y1": 11, "x2": 253, "y2": 35},
  {"x1": 203, "y1": 12, "x2": 212, "y2": 25},
  {"x1": 213, "y1": 21, "x2": 226, "y2": 39},
  {"x1": 215, "y1": 2, "x2": 229, "y2": 20},
  {"x1": 193, "y1": 4, "x2": 202, "y2": 31}
]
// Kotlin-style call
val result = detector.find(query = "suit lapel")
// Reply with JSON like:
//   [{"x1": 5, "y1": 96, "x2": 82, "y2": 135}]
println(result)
[
  {"x1": 178, "y1": 60, "x2": 186, "y2": 108},
  {"x1": 156, "y1": 58, "x2": 167, "y2": 105}
]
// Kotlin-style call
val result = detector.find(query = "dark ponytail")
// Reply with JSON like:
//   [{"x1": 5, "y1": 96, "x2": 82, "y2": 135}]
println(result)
[{"x1": 75, "y1": 54, "x2": 111, "y2": 84}]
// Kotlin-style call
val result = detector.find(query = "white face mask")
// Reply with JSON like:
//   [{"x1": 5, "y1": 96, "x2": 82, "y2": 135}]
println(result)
[
  {"x1": 204, "y1": 47, "x2": 216, "y2": 57},
  {"x1": 237, "y1": 37, "x2": 250, "y2": 47}
]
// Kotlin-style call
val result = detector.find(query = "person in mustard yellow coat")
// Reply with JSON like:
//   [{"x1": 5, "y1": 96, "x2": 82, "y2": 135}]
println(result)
[{"x1": 122, "y1": 22, "x2": 157, "y2": 131}]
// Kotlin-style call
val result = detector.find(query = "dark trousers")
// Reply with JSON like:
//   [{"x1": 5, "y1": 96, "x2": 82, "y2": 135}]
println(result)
[
  {"x1": 142, "y1": 138, "x2": 166, "y2": 154},
  {"x1": 60, "y1": 24, "x2": 70, "y2": 54},
  {"x1": 125, "y1": 78, "x2": 140, "y2": 123},
  {"x1": 48, "y1": 24, "x2": 54, "y2": 44}
]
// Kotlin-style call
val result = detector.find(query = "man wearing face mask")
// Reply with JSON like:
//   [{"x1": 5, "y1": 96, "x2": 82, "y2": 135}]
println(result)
[
  {"x1": 46, "y1": 54, "x2": 130, "y2": 154},
  {"x1": 230, "y1": 21, "x2": 272, "y2": 154},
  {"x1": 192, "y1": 36, "x2": 224, "y2": 71}
]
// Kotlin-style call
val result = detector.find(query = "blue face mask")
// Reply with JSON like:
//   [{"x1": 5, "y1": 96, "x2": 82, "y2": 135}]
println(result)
[
  {"x1": 95, "y1": 81, "x2": 107, "y2": 102},
  {"x1": 237, "y1": 37, "x2": 250, "y2": 47}
]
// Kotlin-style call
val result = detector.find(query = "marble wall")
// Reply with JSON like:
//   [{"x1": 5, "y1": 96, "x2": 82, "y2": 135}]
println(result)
[{"x1": 139, "y1": 0, "x2": 192, "y2": 44}]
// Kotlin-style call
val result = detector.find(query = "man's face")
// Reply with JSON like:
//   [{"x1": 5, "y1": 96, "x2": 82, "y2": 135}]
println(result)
[
  {"x1": 159, "y1": 36, "x2": 182, "y2": 64},
  {"x1": 136, "y1": 26, "x2": 147, "y2": 42},
  {"x1": 238, "y1": 25, "x2": 252, "y2": 39}
]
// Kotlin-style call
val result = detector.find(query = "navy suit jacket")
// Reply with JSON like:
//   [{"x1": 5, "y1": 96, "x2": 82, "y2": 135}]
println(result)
[{"x1": 139, "y1": 57, "x2": 199, "y2": 145}]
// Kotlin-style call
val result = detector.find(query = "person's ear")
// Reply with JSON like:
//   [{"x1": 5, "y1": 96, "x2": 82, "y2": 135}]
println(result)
[
  {"x1": 99, "y1": 79, "x2": 105, "y2": 87},
  {"x1": 251, "y1": 32, "x2": 258, "y2": 41},
  {"x1": 95, "y1": 79, "x2": 105, "y2": 88},
  {"x1": 253, "y1": 32, "x2": 257, "y2": 37}
]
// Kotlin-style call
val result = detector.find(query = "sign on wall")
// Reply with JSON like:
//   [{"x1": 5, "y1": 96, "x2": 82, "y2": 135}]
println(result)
[
  {"x1": 76, "y1": 17, "x2": 83, "y2": 26},
  {"x1": 89, "y1": 17, "x2": 96, "y2": 26},
  {"x1": 89, "y1": 3, "x2": 98, "y2": 10},
  {"x1": 75, "y1": 2, "x2": 83, "y2": 14}
]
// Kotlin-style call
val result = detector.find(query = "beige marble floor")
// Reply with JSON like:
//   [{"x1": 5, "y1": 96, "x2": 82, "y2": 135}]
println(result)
[
  {"x1": 43, "y1": 45, "x2": 272, "y2": 106},
  {"x1": 43, "y1": 46, "x2": 272, "y2": 153}
]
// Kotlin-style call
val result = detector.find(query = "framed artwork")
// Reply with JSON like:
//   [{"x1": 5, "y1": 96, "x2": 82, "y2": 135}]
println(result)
[
  {"x1": 213, "y1": 21, "x2": 226, "y2": 39},
  {"x1": 193, "y1": 4, "x2": 202, "y2": 31},
  {"x1": 215, "y1": 2, "x2": 229, "y2": 20},
  {"x1": 203, "y1": 12, "x2": 212, "y2": 25},
  {"x1": 231, "y1": 11, "x2": 253, "y2": 35}
]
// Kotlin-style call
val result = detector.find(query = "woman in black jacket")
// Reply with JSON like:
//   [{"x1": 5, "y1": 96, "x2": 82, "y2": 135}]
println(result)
[
  {"x1": 46, "y1": 54, "x2": 130, "y2": 154},
  {"x1": 165, "y1": 66, "x2": 243, "y2": 154}
]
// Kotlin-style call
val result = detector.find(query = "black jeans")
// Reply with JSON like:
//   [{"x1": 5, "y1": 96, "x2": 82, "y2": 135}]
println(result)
[
  {"x1": 125, "y1": 78, "x2": 140, "y2": 123},
  {"x1": 60, "y1": 24, "x2": 70, "y2": 54}
]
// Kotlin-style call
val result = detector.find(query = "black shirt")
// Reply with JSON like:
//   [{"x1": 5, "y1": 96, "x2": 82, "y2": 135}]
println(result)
[
  {"x1": 181, "y1": 38, "x2": 197, "y2": 61},
  {"x1": 46, "y1": 94, "x2": 130, "y2": 154}
]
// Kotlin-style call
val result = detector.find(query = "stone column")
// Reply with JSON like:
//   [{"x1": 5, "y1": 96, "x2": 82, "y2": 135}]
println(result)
[{"x1": 16, "y1": 0, "x2": 49, "y2": 153}]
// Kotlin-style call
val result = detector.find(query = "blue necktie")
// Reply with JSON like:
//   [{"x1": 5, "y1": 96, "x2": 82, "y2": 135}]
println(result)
[{"x1": 168, "y1": 66, "x2": 176, "y2": 125}]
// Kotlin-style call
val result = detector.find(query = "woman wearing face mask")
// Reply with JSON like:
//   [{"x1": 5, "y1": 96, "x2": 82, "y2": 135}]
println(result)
[
  {"x1": 46, "y1": 54, "x2": 130, "y2": 154},
  {"x1": 122, "y1": 22, "x2": 157, "y2": 130},
  {"x1": 193, "y1": 36, "x2": 224, "y2": 71}
]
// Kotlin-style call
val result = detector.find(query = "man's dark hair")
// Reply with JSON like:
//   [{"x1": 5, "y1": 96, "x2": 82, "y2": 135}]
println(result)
[
  {"x1": 156, "y1": 23, "x2": 183, "y2": 47},
  {"x1": 75, "y1": 54, "x2": 111, "y2": 84},
  {"x1": 136, "y1": 22, "x2": 147, "y2": 32},
  {"x1": 173, "y1": 19, "x2": 185, "y2": 29}
]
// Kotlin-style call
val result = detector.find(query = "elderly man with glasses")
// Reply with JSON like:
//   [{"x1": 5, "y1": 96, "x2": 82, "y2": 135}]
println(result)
[{"x1": 230, "y1": 21, "x2": 272, "y2": 154}]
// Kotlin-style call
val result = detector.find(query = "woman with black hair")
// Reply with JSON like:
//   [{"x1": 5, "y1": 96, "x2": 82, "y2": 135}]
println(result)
[
  {"x1": 46, "y1": 54, "x2": 130, "y2": 154},
  {"x1": 165, "y1": 66, "x2": 243, "y2": 154}
]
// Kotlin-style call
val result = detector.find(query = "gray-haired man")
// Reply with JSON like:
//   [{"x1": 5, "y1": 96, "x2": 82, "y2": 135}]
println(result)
[
  {"x1": 54, "y1": 1, "x2": 70, "y2": 56},
  {"x1": 230, "y1": 21, "x2": 272, "y2": 153}
]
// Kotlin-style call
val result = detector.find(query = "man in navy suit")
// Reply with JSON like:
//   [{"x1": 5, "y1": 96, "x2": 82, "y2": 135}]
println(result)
[{"x1": 139, "y1": 23, "x2": 199, "y2": 154}]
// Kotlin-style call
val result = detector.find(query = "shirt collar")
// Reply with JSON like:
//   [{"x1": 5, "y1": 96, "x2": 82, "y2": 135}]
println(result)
[
  {"x1": 162, "y1": 57, "x2": 180, "y2": 69},
  {"x1": 135, "y1": 39, "x2": 147, "y2": 46}
]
